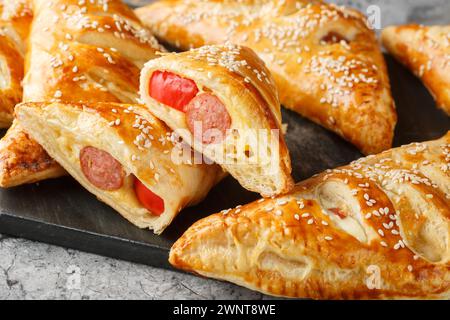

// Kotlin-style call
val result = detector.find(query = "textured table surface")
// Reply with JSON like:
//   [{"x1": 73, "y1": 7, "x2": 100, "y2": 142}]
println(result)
[{"x1": 1, "y1": 0, "x2": 449, "y2": 300}]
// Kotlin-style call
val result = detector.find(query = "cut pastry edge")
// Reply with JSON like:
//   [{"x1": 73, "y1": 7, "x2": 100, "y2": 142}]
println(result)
[
  {"x1": 15, "y1": 102, "x2": 222, "y2": 234},
  {"x1": 0, "y1": 121, "x2": 66, "y2": 188},
  {"x1": 140, "y1": 49, "x2": 293, "y2": 197}
]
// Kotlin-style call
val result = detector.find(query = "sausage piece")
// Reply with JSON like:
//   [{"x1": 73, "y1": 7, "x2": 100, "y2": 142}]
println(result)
[
  {"x1": 149, "y1": 71, "x2": 199, "y2": 111},
  {"x1": 185, "y1": 93, "x2": 231, "y2": 144},
  {"x1": 80, "y1": 146, "x2": 124, "y2": 191}
]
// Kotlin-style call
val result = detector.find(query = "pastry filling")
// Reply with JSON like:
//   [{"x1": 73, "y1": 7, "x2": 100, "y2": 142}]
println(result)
[
  {"x1": 134, "y1": 178, "x2": 165, "y2": 216},
  {"x1": 329, "y1": 207, "x2": 347, "y2": 219},
  {"x1": 321, "y1": 31, "x2": 349, "y2": 44},
  {"x1": 79, "y1": 146, "x2": 164, "y2": 216},
  {"x1": 149, "y1": 70, "x2": 231, "y2": 144},
  {"x1": 184, "y1": 93, "x2": 231, "y2": 144},
  {"x1": 80, "y1": 146, "x2": 125, "y2": 191},
  {"x1": 149, "y1": 71, "x2": 199, "y2": 112}
]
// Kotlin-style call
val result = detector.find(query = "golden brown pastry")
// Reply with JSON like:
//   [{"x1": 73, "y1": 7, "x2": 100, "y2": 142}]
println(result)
[
  {"x1": 136, "y1": 0, "x2": 397, "y2": 155},
  {"x1": 170, "y1": 131, "x2": 450, "y2": 299},
  {"x1": 0, "y1": 0, "x2": 164, "y2": 188},
  {"x1": 15, "y1": 101, "x2": 224, "y2": 234},
  {"x1": 382, "y1": 24, "x2": 450, "y2": 115},
  {"x1": 0, "y1": 0, "x2": 32, "y2": 128},
  {"x1": 140, "y1": 44, "x2": 293, "y2": 197}
]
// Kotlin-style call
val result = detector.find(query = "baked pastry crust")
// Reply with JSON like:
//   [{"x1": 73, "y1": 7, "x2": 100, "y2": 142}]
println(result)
[
  {"x1": 170, "y1": 131, "x2": 450, "y2": 299},
  {"x1": 140, "y1": 44, "x2": 293, "y2": 196},
  {"x1": 0, "y1": 0, "x2": 163, "y2": 188},
  {"x1": 136, "y1": 0, "x2": 397, "y2": 155},
  {"x1": 0, "y1": 0, "x2": 32, "y2": 128},
  {"x1": 382, "y1": 24, "x2": 450, "y2": 116},
  {"x1": 16, "y1": 101, "x2": 224, "y2": 234}
]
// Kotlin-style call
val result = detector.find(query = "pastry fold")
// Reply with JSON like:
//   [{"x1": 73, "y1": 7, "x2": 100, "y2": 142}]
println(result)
[
  {"x1": 16, "y1": 101, "x2": 224, "y2": 234},
  {"x1": 136, "y1": 0, "x2": 397, "y2": 155},
  {"x1": 0, "y1": 0, "x2": 32, "y2": 128},
  {"x1": 382, "y1": 24, "x2": 450, "y2": 115},
  {"x1": 170, "y1": 131, "x2": 450, "y2": 299},
  {"x1": 0, "y1": 0, "x2": 164, "y2": 188},
  {"x1": 140, "y1": 44, "x2": 293, "y2": 197}
]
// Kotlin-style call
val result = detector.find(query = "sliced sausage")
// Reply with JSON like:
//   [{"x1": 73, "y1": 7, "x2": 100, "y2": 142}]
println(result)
[
  {"x1": 80, "y1": 146, "x2": 124, "y2": 191},
  {"x1": 134, "y1": 178, "x2": 165, "y2": 216},
  {"x1": 184, "y1": 93, "x2": 231, "y2": 144},
  {"x1": 149, "y1": 70, "x2": 199, "y2": 112}
]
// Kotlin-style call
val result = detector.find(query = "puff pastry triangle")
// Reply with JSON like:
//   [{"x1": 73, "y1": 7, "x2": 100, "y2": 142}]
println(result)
[
  {"x1": 0, "y1": 0, "x2": 163, "y2": 187},
  {"x1": 382, "y1": 24, "x2": 450, "y2": 115},
  {"x1": 170, "y1": 131, "x2": 450, "y2": 299},
  {"x1": 16, "y1": 101, "x2": 224, "y2": 234},
  {"x1": 136, "y1": 0, "x2": 397, "y2": 155},
  {"x1": 140, "y1": 44, "x2": 293, "y2": 197}
]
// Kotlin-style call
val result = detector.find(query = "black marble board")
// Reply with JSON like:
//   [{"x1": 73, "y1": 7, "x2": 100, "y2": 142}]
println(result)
[{"x1": 0, "y1": 0, "x2": 449, "y2": 270}]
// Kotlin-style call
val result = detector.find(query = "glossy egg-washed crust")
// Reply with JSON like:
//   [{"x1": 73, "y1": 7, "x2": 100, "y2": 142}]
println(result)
[
  {"x1": 0, "y1": 0, "x2": 32, "y2": 128},
  {"x1": 136, "y1": 0, "x2": 397, "y2": 155},
  {"x1": 16, "y1": 101, "x2": 224, "y2": 233},
  {"x1": 140, "y1": 44, "x2": 293, "y2": 196},
  {"x1": 0, "y1": 0, "x2": 164, "y2": 188},
  {"x1": 170, "y1": 131, "x2": 450, "y2": 299},
  {"x1": 382, "y1": 24, "x2": 450, "y2": 116}
]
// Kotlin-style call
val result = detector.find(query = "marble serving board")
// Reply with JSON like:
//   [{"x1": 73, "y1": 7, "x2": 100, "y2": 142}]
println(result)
[{"x1": 0, "y1": 0, "x2": 449, "y2": 270}]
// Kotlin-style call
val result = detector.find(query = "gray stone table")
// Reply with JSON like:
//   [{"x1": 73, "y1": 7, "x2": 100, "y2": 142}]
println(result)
[{"x1": 1, "y1": 0, "x2": 449, "y2": 300}]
